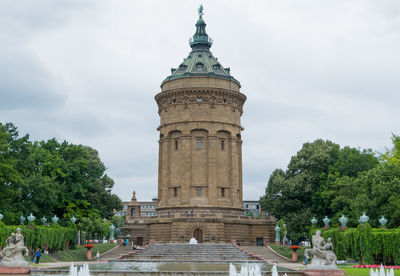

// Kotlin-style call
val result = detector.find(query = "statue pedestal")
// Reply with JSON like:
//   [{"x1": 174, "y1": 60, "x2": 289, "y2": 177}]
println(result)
[
  {"x1": 304, "y1": 269, "x2": 344, "y2": 276},
  {"x1": 0, "y1": 266, "x2": 30, "y2": 274}
]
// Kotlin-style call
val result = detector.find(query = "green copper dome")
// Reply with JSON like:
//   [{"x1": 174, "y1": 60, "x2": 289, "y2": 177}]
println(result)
[{"x1": 162, "y1": 5, "x2": 240, "y2": 86}]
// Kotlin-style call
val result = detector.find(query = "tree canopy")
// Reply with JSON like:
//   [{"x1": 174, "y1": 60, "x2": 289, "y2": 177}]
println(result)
[
  {"x1": 260, "y1": 138, "x2": 390, "y2": 241},
  {"x1": 0, "y1": 122, "x2": 122, "y2": 225}
]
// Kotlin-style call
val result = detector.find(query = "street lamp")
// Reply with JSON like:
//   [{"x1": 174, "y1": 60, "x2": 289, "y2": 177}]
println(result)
[
  {"x1": 110, "y1": 224, "x2": 115, "y2": 241},
  {"x1": 41, "y1": 216, "x2": 47, "y2": 225},
  {"x1": 274, "y1": 225, "x2": 280, "y2": 245},
  {"x1": 0, "y1": 213, "x2": 3, "y2": 221},
  {"x1": 70, "y1": 216, "x2": 77, "y2": 224}
]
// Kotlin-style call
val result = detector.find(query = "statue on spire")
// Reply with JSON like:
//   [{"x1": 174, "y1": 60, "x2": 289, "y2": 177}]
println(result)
[{"x1": 198, "y1": 4, "x2": 204, "y2": 19}]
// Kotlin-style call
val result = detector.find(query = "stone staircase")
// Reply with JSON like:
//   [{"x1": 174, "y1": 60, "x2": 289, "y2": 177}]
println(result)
[{"x1": 123, "y1": 243, "x2": 258, "y2": 261}]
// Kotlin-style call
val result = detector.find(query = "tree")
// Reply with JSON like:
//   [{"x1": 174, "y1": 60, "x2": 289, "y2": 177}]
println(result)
[
  {"x1": 0, "y1": 122, "x2": 122, "y2": 225},
  {"x1": 260, "y1": 139, "x2": 378, "y2": 241}
]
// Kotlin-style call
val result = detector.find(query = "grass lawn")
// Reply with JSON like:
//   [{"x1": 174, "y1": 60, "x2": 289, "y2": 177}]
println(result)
[
  {"x1": 51, "y1": 243, "x2": 117, "y2": 262},
  {"x1": 24, "y1": 253, "x2": 56, "y2": 263},
  {"x1": 269, "y1": 244, "x2": 306, "y2": 263},
  {"x1": 339, "y1": 267, "x2": 400, "y2": 276}
]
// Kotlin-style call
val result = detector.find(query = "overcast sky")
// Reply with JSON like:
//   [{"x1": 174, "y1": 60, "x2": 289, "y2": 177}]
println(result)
[{"x1": 1, "y1": 0, "x2": 399, "y2": 202}]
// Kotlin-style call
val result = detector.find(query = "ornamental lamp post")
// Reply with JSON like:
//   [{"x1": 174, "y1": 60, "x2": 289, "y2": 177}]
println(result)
[
  {"x1": 51, "y1": 215, "x2": 59, "y2": 224},
  {"x1": 27, "y1": 213, "x2": 35, "y2": 224},
  {"x1": 274, "y1": 225, "x2": 280, "y2": 245},
  {"x1": 0, "y1": 213, "x2": 3, "y2": 221},
  {"x1": 339, "y1": 214, "x2": 348, "y2": 231},
  {"x1": 20, "y1": 215, "x2": 25, "y2": 225},
  {"x1": 70, "y1": 216, "x2": 77, "y2": 224},
  {"x1": 311, "y1": 217, "x2": 318, "y2": 226},
  {"x1": 323, "y1": 216, "x2": 330, "y2": 229},
  {"x1": 359, "y1": 212, "x2": 369, "y2": 228},
  {"x1": 110, "y1": 224, "x2": 115, "y2": 242},
  {"x1": 41, "y1": 216, "x2": 47, "y2": 225},
  {"x1": 379, "y1": 216, "x2": 388, "y2": 229}
]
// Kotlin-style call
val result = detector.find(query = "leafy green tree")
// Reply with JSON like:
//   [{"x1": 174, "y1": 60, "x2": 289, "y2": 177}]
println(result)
[
  {"x1": 260, "y1": 139, "x2": 378, "y2": 241},
  {"x1": 0, "y1": 122, "x2": 122, "y2": 225}
]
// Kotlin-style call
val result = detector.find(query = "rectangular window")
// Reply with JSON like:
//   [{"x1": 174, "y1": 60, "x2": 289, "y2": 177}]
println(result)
[
  {"x1": 175, "y1": 140, "x2": 178, "y2": 150},
  {"x1": 197, "y1": 138, "x2": 202, "y2": 149},
  {"x1": 221, "y1": 140, "x2": 225, "y2": 150},
  {"x1": 221, "y1": 187, "x2": 225, "y2": 197},
  {"x1": 174, "y1": 187, "x2": 178, "y2": 197},
  {"x1": 196, "y1": 187, "x2": 202, "y2": 196}
]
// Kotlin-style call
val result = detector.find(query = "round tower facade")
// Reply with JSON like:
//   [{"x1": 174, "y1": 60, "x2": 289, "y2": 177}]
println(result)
[
  {"x1": 155, "y1": 6, "x2": 247, "y2": 216},
  {"x1": 155, "y1": 76, "x2": 246, "y2": 215}
]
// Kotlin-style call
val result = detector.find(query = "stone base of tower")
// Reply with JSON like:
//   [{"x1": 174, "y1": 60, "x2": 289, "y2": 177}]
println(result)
[{"x1": 124, "y1": 210, "x2": 275, "y2": 246}]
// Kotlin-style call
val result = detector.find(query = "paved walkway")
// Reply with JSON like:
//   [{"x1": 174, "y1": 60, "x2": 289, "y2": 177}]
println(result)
[{"x1": 100, "y1": 244, "x2": 132, "y2": 259}]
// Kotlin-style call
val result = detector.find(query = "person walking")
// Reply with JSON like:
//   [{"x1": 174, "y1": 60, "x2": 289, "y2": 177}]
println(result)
[{"x1": 35, "y1": 248, "x2": 41, "y2": 264}]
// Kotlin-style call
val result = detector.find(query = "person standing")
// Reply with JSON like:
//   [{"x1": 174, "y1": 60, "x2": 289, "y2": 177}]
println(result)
[
  {"x1": 96, "y1": 251, "x2": 100, "y2": 261},
  {"x1": 35, "y1": 248, "x2": 41, "y2": 264},
  {"x1": 31, "y1": 250, "x2": 36, "y2": 263}
]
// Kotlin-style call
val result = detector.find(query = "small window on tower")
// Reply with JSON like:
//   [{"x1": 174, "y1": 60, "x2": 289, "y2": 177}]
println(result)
[
  {"x1": 197, "y1": 138, "x2": 202, "y2": 149},
  {"x1": 196, "y1": 62, "x2": 204, "y2": 71},
  {"x1": 221, "y1": 140, "x2": 225, "y2": 150},
  {"x1": 196, "y1": 187, "x2": 202, "y2": 196},
  {"x1": 175, "y1": 140, "x2": 178, "y2": 150},
  {"x1": 221, "y1": 187, "x2": 225, "y2": 197},
  {"x1": 174, "y1": 187, "x2": 178, "y2": 197}
]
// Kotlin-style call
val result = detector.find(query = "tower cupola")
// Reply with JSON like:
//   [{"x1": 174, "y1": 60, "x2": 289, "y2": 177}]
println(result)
[{"x1": 189, "y1": 4, "x2": 213, "y2": 50}]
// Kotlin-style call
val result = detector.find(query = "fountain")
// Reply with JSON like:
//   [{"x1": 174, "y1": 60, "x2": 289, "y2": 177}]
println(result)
[
  {"x1": 228, "y1": 263, "x2": 262, "y2": 276},
  {"x1": 69, "y1": 263, "x2": 90, "y2": 276},
  {"x1": 189, "y1": 237, "x2": 198, "y2": 244},
  {"x1": 369, "y1": 265, "x2": 394, "y2": 276}
]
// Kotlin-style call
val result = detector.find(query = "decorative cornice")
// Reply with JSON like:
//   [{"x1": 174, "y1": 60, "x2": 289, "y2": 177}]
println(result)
[{"x1": 155, "y1": 88, "x2": 246, "y2": 114}]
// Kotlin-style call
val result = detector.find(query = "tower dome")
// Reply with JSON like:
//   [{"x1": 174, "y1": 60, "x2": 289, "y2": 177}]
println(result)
[{"x1": 162, "y1": 4, "x2": 240, "y2": 86}]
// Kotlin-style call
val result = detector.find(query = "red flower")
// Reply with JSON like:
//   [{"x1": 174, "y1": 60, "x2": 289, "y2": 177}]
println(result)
[
  {"x1": 84, "y1": 243, "x2": 94, "y2": 249},
  {"x1": 290, "y1": 245, "x2": 300, "y2": 250}
]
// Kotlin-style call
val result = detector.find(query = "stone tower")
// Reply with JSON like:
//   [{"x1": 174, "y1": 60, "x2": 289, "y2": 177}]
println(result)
[
  {"x1": 125, "y1": 6, "x2": 274, "y2": 245},
  {"x1": 155, "y1": 5, "x2": 246, "y2": 216}
]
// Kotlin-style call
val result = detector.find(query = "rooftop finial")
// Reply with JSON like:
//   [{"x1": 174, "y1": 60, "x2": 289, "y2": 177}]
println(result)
[{"x1": 198, "y1": 4, "x2": 204, "y2": 19}]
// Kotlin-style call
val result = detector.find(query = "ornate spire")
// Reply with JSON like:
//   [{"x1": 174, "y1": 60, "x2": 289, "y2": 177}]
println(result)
[{"x1": 189, "y1": 5, "x2": 213, "y2": 50}]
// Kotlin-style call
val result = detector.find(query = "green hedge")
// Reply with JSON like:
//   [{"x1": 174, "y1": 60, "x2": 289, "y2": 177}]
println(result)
[
  {"x1": 0, "y1": 222, "x2": 77, "y2": 251},
  {"x1": 310, "y1": 224, "x2": 400, "y2": 265}
]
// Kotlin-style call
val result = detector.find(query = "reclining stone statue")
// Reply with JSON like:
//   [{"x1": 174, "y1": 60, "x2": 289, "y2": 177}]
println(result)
[
  {"x1": 0, "y1": 228, "x2": 29, "y2": 267},
  {"x1": 304, "y1": 230, "x2": 337, "y2": 268}
]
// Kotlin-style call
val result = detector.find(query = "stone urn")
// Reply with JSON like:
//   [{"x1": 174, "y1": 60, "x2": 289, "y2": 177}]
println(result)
[
  {"x1": 84, "y1": 244, "x2": 94, "y2": 260},
  {"x1": 86, "y1": 248, "x2": 92, "y2": 260}
]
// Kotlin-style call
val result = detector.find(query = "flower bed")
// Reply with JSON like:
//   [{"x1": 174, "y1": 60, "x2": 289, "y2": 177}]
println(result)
[{"x1": 353, "y1": 265, "x2": 400, "y2": 269}]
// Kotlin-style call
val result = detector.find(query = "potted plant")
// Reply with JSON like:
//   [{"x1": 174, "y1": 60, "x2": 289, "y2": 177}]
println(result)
[
  {"x1": 84, "y1": 243, "x2": 94, "y2": 260},
  {"x1": 290, "y1": 245, "x2": 300, "y2": 261}
]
